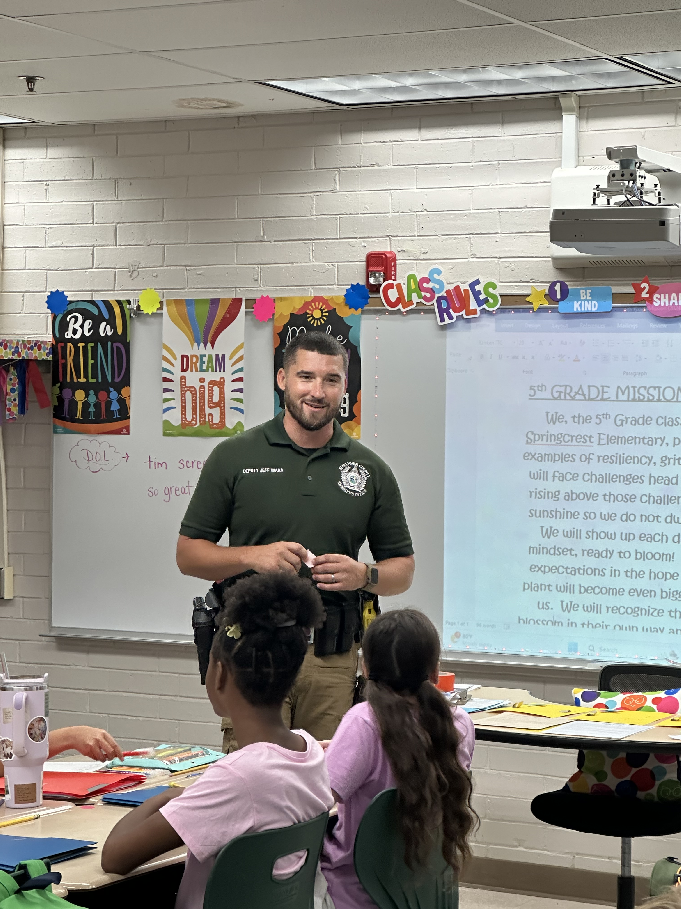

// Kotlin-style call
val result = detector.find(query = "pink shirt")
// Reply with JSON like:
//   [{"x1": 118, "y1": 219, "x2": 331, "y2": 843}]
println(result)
[
  {"x1": 321, "y1": 700, "x2": 475, "y2": 909},
  {"x1": 161, "y1": 730, "x2": 334, "y2": 909}
]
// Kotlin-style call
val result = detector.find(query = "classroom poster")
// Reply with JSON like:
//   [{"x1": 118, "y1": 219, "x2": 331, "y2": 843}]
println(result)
[
  {"x1": 162, "y1": 298, "x2": 245, "y2": 437},
  {"x1": 273, "y1": 296, "x2": 361, "y2": 439},
  {"x1": 52, "y1": 300, "x2": 131, "y2": 435}
]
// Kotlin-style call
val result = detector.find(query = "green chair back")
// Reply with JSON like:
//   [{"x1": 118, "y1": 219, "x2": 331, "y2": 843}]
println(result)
[
  {"x1": 203, "y1": 811, "x2": 329, "y2": 909},
  {"x1": 353, "y1": 789, "x2": 458, "y2": 909}
]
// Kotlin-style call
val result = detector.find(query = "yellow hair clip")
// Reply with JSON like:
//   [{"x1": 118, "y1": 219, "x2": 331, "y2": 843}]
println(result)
[{"x1": 226, "y1": 623, "x2": 242, "y2": 640}]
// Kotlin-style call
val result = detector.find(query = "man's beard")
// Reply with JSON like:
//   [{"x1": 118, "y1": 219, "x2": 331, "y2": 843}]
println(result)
[{"x1": 284, "y1": 389, "x2": 340, "y2": 432}]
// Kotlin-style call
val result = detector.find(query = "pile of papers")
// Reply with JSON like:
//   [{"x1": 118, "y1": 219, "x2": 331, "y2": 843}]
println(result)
[
  {"x1": 108, "y1": 744, "x2": 223, "y2": 774},
  {"x1": 462, "y1": 698, "x2": 510, "y2": 714},
  {"x1": 546, "y1": 721, "x2": 646, "y2": 740},
  {"x1": 1, "y1": 771, "x2": 147, "y2": 801},
  {"x1": 472, "y1": 700, "x2": 674, "y2": 736}
]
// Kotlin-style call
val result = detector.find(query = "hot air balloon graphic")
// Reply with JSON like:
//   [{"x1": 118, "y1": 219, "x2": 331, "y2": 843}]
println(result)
[
  {"x1": 164, "y1": 298, "x2": 242, "y2": 350},
  {"x1": 162, "y1": 298, "x2": 245, "y2": 438}
]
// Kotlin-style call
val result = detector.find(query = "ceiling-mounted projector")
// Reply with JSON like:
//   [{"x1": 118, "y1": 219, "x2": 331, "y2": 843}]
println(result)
[{"x1": 549, "y1": 145, "x2": 681, "y2": 267}]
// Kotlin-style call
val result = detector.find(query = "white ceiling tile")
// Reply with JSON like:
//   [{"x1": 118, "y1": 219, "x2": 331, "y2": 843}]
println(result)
[
  {"x1": 0, "y1": 0, "x2": 251, "y2": 12},
  {"x1": 0, "y1": 15, "x2": 128, "y2": 60},
  {"x1": 475, "y1": 0, "x2": 681, "y2": 22},
  {"x1": 0, "y1": 80, "x2": 329, "y2": 123},
  {"x1": 0, "y1": 53, "x2": 237, "y2": 96},
  {"x1": 160, "y1": 27, "x2": 580, "y2": 81},
  {"x1": 538, "y1": 11, "x2": 681, "y2": 54},
  {"x1": 23, "y1": 0, "x2": 502, "y2": 51}
]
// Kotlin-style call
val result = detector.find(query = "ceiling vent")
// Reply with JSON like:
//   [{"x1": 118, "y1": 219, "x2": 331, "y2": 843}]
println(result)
[
  {"x1": 173, "y1": 97, "x2": 241, "y2": 110},
  {"x1": 587, "y1": 258, "x2": 647, "y2": 267}
]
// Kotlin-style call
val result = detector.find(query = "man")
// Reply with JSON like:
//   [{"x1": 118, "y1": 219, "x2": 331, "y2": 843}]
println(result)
[{"x1": 176, "y1": 331, "x2": 414, "y2": 747}]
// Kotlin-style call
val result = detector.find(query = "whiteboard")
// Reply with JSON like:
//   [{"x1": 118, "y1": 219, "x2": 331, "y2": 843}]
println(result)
[
  {"x1": 443, "y1": 308, "x2": 681, "y2": 664},
  {"x1": 51, "y1": 314, "x2": 275, "y2": 639},
  {"x1": 51, "y1": 310, "x2": 444, "y2": 640}
]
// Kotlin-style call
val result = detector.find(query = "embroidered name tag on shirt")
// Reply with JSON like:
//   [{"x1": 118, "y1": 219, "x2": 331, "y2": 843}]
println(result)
[{"x1": 242, "y1": 468, "x2": 284, "y2": 474}]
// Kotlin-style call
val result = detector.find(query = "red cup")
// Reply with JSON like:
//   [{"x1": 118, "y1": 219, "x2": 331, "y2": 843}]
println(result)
[{"x1": 436, "y1": 672, "x2": 455, "y2": 692}]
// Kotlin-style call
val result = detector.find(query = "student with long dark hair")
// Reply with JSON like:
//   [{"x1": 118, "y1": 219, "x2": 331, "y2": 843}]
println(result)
[
  {"x1": 319, "y1": 609, "x2": 477, "y2": 909},
  {"x1": 102, "y1": 573, "x2": 333, "y2": 909}
]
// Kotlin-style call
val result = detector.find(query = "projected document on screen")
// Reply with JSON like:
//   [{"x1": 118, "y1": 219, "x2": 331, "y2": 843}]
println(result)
[{"x1": 444, "y1": 309, "x2": 681, "y2": 662}]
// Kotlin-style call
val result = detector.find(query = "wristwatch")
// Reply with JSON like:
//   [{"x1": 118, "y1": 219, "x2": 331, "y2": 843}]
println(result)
[{"x1": 363, "y1": 563, "x2": 379, "y2": 589}]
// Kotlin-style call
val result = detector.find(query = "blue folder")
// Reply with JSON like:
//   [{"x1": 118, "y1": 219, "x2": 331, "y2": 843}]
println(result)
[
  {"x1": 0, "y1": 834, "x2": 96, "y2": 871},
  {"x1": 101, "y1": 785, "x2": 170, "y2": 807}
]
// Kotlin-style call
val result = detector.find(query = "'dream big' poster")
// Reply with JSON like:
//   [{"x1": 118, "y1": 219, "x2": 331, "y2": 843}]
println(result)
[
  {"x1": 52, "y1": 300, "x2": 131, "y2": 435},
  {"x1": 162, "y1": 298, "x2": 245, "y2": 437}
]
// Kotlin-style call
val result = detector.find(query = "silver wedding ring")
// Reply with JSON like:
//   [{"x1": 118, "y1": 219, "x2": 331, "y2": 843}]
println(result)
[{"x1": 331, "y1": 574, "x2": 335, "y2": 582}]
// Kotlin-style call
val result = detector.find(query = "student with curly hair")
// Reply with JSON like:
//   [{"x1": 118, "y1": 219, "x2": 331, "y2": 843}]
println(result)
[
  {"x1": 102, "y1": 572, "x2": 333, "y2": 909},
  {"x1": 319, "y1": 609, "x2": 477, "y2": 909},
  {"x1": 644, "y1": 889, "x2": 681, "y2": 909}
]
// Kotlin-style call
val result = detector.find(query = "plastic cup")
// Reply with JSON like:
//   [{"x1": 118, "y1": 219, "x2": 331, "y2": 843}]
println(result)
[{"x1": 436, "y1": 672, "x2": 455, "y2": 692}]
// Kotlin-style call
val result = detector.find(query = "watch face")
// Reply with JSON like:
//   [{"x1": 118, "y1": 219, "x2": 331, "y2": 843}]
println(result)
[{"x1": 369, "y1": 567, "x2": 379, "y2": 585}]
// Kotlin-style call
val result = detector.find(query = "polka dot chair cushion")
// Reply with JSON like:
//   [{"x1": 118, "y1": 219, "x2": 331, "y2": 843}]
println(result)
[
  {"x1": 566, "y1": 749, "x2": 681, "y2": 801},
  {"x1": 573, "y1": 688, "x2": 681, "y2": 714}
]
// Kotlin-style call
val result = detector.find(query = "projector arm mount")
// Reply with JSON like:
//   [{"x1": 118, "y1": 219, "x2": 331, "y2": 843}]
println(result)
[{"x1": 592, "y1": 145, "x2": 681, "y2": 207}]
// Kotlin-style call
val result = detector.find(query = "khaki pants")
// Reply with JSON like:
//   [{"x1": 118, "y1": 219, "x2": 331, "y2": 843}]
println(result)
[{"x1": 221, "y1": 642, "x2": 359, "y2": 752}]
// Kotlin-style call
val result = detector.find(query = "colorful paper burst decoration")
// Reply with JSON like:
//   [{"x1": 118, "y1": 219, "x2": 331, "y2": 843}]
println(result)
[
  {"x1": 253, "y1": 295, "x2": 276, "y2": 322},
  {"x1": 46, "y1": 289, "x2": 69, "y2": 315},
  {"x1": 139, "y1": 288, "x2": 161, "y2": 314},
  {"x1": 344, "y1": 283, "x2": 370, "y2": 311}
]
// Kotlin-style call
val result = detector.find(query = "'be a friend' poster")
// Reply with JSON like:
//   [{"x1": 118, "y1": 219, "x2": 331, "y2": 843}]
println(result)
[{"x1": 52, "y1": 300, "x2": 131, "y2": 435}]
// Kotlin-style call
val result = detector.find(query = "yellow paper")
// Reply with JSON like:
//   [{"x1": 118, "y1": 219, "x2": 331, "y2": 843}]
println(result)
[
  {"x1": 653, "y1": 716, "x2": 681, "y2": 727},
  {"x1": 580, "y1": 710, "x2": 670, "y2": 725},
  {"x1": 499, "y1": 703, "x2": 593, "y2": 718}
]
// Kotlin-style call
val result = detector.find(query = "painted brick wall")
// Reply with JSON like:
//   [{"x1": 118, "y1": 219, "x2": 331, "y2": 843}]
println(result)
[{"x1": 3, "y1": 88, "x2": 681, "y2": 879}]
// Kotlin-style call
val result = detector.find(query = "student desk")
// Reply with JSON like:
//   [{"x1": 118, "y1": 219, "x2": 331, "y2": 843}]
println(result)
[
  {"x1": 0, "y1": 773, "x2": 194, "y2": 906},
  {"x1": 471, "y1": 686, "x2": 681, "y2": 753}
]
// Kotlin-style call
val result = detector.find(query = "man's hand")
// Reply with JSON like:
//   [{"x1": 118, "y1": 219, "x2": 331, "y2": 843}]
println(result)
[
  {"x1": 247, "y1": 541, "x2": 309, "y2": 574},
  {"x1": 312, "y1": 554, "x2": 365, "y2": 591}
]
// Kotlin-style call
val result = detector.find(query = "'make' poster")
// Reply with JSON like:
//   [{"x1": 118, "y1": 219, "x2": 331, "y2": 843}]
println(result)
[
  {"x1": 162, "y1": 298, "x2": 245, "y2": 437},
  {"x1": 273, "y1": 296, "x2": 361, "y2": 438},
  {"x1": 52, "y1": 300, "x2": 131, "y2": 435}
]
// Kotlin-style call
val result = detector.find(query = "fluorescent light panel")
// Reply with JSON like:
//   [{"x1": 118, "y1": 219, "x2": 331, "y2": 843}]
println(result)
[
  {"x1": 624, "y1": 50, "x2": 681, "y2": 81},
  {"x1": 264, "y1": 58, "x2": 666, "y2": 106},
  {"x1": 0, "y1": 114, "x2": 32, "y2": 125}
]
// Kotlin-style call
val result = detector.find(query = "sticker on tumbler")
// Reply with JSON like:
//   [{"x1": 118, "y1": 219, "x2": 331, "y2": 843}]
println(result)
[
  {"x1": 2, "y1": 708, "x2": 11, "y2": 724},
  {"x1": 27, "y1": 716, "x2": 47, "y2": 743},
  {"x1": 0, "y1": 737, "x2": 12, "y2": 759},
  {"x1": 13, "y1": 783, "x2": 37, "y2": 804}
]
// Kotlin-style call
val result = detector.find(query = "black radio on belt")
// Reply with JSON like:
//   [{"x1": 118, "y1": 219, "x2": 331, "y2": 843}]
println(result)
[{"x1": 191, "y1": 588, "x2": 222, "y2": 685}]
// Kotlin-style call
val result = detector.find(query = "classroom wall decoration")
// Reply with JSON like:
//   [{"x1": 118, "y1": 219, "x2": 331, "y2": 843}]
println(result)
[
  {"x1": 162, "y1": 297, "x2": 245, "y2": 437},
  {"x1": 273, "y1": 295, "x2": 361, "y2": 439},
  {"x1": 52, "y1": 300, "x2": 131, "y2": 435},
  {"x1": 558, "y1": 286, "x2": 612, "y2": 314},
  {"x1": 0, "y1": 361, "x2": 50, "y2": 423},
  {"x1": 380, "y1": 266, "x2": 500, "y2": 326}
]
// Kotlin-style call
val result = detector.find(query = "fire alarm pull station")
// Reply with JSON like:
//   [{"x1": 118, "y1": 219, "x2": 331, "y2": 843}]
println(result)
[{"x1": 366, "y1": 252, "x2": 396, "y2": 294}]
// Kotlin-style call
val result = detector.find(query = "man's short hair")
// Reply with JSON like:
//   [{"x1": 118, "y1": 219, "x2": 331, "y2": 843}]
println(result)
[{"x1": 282, "y1": 331, "x2": 349, "y2": 374}]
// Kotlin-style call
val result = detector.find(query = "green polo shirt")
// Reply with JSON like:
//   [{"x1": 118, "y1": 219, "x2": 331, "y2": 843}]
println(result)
[{"x1": 179, "y1": 413, "x2": 413, "y2": 563}]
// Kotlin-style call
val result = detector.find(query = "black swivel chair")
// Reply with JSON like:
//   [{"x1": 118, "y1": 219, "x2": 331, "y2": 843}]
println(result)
[{"x1": 531, "y1": 663, "x2": 681, "y2": 909}]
